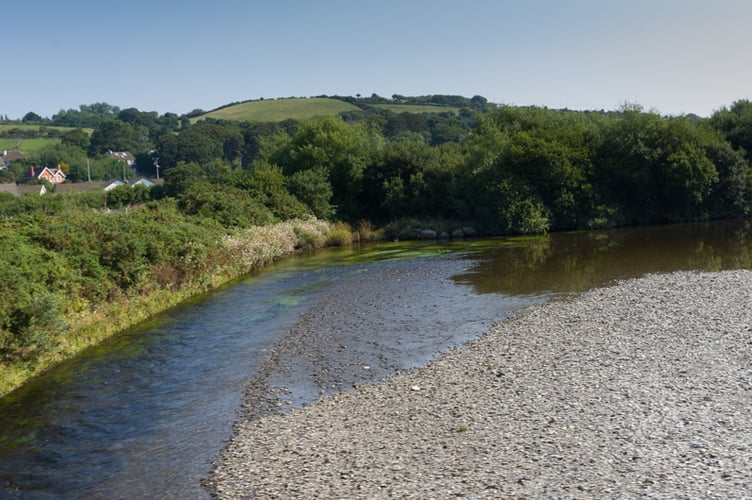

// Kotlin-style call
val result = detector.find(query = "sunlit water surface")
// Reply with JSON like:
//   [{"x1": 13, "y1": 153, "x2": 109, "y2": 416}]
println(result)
[{"x1": 1, "y1": 219, "x2": 751, "y2": 498}]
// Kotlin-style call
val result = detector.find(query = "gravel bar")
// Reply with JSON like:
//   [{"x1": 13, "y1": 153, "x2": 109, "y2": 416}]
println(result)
[{"x1": 210, "y1": 270, "x2": 752, "y2": 498}]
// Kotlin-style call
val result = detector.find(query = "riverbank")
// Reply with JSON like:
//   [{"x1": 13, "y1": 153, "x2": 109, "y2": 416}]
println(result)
[
  {"x1": 0, "y1": 218, "x2": 336, "y2": 397},
  {"x1": 210, "y1": 270, "x2": 752, "y2": 498}
]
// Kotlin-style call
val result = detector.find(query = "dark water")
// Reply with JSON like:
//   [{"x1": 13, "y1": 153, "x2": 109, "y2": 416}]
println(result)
[
  {"x1": 453, "y1": 219, "x2": 752, "y2": 294},
  {"x1": 1, "y1": 219, "x2": 751, "y2": 499}
]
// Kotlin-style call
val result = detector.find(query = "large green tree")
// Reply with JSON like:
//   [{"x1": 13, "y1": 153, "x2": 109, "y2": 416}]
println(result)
[
  {"x1": 596, "y1": 109, "x2": 720, "y2": 223},
  {"x1": 88, "y1": 120, "x2": 138, "y2": 155},
  {"x1": 156, "y1": 123, "x2": 244, "y2": 168},
  {"x1": 710, "y1": 100, "x2": 752, "y2": 159},
  {"x1": 275, "y1": 116, "x2": 383, "y2": 221},
  {"x1": 61, "y1": 128, "x2": 91, "y2": 150}
]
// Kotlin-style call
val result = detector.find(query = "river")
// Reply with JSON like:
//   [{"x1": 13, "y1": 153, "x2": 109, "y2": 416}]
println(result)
[{"x1": 0, "y1": 219, "x2": 751, "y2": 498}]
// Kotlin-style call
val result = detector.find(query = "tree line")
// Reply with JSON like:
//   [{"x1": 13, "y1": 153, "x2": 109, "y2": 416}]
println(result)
[
  {"x1": 2, "y1": 95, "x2": 752, "y2": 381},
  {"x1": 5, "y1": 97, "x2": 752, "y2": 234}
]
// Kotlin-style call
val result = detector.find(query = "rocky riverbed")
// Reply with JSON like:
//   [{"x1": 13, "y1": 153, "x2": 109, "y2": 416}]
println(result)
[{"x1": 209, "y1": 270, "x2": 752, "y2": 498}]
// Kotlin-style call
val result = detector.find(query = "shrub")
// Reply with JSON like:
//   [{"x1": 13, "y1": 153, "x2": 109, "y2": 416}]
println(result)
[
  {"x1": 326, "y1": 222, "x2": 353, "y2": 246},
  {"x1": 356, "y1": 219, "x2": 378, "y2": 242}
]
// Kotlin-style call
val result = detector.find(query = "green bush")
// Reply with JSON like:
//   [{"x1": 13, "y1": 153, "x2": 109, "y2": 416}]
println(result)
[{"x1": 326, "y1": 222, "x2": 353, "y2": 246}]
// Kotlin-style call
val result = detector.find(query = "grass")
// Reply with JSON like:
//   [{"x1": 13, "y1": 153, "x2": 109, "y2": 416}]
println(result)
[
  {"x1": 194, "y1": 98, "x2": 361, "y2": 123},
  {"x1": 0, "y1": 124, "x2": 92, "y2": 156},
  {"x1": 372, "y1": 104, "x2": 460, "y2": 115},
  {"x1": 193, "y1": 98, "x2": 461, "y2": 124},
  {"x1": 0, "y1": 138, "x2": 60, "y2": 155}
]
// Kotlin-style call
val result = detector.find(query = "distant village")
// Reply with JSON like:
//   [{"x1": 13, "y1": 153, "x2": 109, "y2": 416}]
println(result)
[{"x1": 0, "y1": 149, "x2": 163, "y2": 197}]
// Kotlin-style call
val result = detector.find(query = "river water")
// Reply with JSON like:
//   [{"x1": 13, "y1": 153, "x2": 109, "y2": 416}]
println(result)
[{"x1": 0, "y1": 219, "x2": 751, "y2": 498}]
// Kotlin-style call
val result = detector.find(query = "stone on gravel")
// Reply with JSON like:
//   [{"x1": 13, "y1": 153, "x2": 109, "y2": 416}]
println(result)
[{"x1": 209, "y1": 270, "x2": 752, "y2": 499}]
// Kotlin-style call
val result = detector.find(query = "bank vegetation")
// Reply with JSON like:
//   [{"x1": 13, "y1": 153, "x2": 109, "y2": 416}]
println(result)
[{"x1": 3, "y1": 95, "x2": 752, "y2": 394}]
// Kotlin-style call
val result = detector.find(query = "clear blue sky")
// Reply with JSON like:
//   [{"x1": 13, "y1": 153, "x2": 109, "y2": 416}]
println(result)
[{"x1": 5, "y1": 0, "x2": 752, "y2": 119}]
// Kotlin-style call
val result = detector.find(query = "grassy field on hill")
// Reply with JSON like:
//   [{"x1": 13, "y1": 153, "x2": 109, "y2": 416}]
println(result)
[
  {"x1": 195, "y1": 98, "x2": 360, "y2": 123},
  {"x1": 372, "y1": 103, "x2": 460, "y2": 114},
  {"x1": 0, "y1": 138, "x2": 59, "y2": 155},
  {"x1": 0, "y1": 124, "x2": 92, "y2": 156}
]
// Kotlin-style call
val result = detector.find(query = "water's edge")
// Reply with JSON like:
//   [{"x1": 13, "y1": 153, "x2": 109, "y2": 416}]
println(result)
[{"x1": 4, "y1": 220, "x2": 752, "y2": 498}]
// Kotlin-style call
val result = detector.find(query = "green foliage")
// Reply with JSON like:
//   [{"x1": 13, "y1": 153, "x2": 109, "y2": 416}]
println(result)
[
  {"x1": 0, "y1": 202, "x2": 320, "y2": 373},
  {"x1": 35, "y1": 142, "x2": 86, "y2": 170},
  {"x1": 177, "y1": 181, "x2": 275, "y2": 227},
  {"x1": 596, "y1": 111, "x2": 720, "y2": 223},
  {"x1": 5, "y1": 94, "x2": 752, "y2": 394},
  {"x1": 66, "y1": 156, "x2": 126, "y2": 182},
  {"x1": 286, "y1": 166, "x2": 335, "y2": 220},
  {"x1": 709, "y1": 100, "x2": 752, "y2": 160},
  {"x1": 18, "y1": 94, "x2": 747, "y2": 237},
  {"x1": 0, "y1": 229, "x2": 71, "y2": 361},
  {"x1": 88, "y1": 120, "x2": 138, "y2": 155},
  {"x1": 61, "y1": 128, "x2": 91, "y2": 150},
  {"x1": 22, "y1": 112, "x2": 43, "y2": 123},
  {"x1": 703, "y1": 139, "x2": 752, "y2": 217},
  {"x1": 293, "y1": 225, "x2": 327, "y2": 251},
  {"x1": 106, "y1": 184, "x2": 143, "y2": 208},
  {"x1": 163, "y1": 161, "x2": 210, "y2": 196},
  {"x1": 362, "y1": 141, "x2": 439, "y2": 222},
  {"x1": 156, "y1": 122, "x2": 244, "y2": 168},
  {"x1": 490, "y1": 179, "x2": 551, "y2": 234},
  {"x1": 271, "y1": 115, "x2": 382, "y2": 220},
  {"x1": 51, "y1": 103, "x2": 121, "y2": 128},
  {"x1": 325, "y1": 222, "x2": 354, "y2": 246},
  {"x1": 2, "y1": 99, "x2": 752, "y2": 320},
  {"x1": 240, "y1": 163, "x2": 309, "y2": 220},
  {"x1": 283, "y1": 115, "x2": 359, "y2": 174},
  {"x1": 0, "y1": 202, "x2": 241, "y2": 364},
  {"x1": 501, "y1": 130, "x2": 592, "y2": 229},
  {"x1": 371, "y1": 104, "x2": 460, "y2": 115}
]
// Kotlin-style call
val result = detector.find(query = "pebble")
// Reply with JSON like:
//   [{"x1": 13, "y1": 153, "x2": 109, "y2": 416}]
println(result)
[{"x1": 209, "y1": 270, "x2": 752, "y2": 498}]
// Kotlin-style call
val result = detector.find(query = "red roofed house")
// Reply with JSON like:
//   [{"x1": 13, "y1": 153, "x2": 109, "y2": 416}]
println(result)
[{"x1": 25, "y1": 165, "x2": 66, "y2": 184}]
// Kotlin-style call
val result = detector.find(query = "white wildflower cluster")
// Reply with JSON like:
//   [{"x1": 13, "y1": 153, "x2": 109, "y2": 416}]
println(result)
[
  {"x1": 178, "y1": 240, "x2": 209, "y2": 273},
  {"x1": 221, "y1": 218, "x2": 332, "y2": 271}
]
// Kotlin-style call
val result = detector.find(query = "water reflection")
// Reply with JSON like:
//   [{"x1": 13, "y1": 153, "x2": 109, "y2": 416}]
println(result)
[
  {"x1": 1, "y1": 219, "x2": 751, "y2": 498},
  {"x1": 455, "y1": 219, "x2": 752, "y2": 295}
]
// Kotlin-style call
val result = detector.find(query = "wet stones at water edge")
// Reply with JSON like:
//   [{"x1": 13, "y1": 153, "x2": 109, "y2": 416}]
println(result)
[
  {"x1": 417, "y1": 226, "x2": 476, "y2": 240},
  {"x1": 211, "y1": 270, "x2": 752, "y2": 499}
]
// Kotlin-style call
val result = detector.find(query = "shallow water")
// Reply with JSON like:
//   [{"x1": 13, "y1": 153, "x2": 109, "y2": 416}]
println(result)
[
  {"x1": 1, "y1": 219, "x2": 751, "y2": 498},
  {"x1": 0, "y1": 265, "x2": 347, "y2": 498}
]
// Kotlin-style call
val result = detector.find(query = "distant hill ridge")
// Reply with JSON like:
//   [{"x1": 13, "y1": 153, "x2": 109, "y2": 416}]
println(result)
[{"x1": 194, "y1": 94, "x2": 485, "y2": 123}]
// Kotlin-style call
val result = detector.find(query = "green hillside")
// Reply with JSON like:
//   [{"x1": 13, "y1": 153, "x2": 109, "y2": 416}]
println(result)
[
  {"x1": 0, "y1": 138, "x2": 59, "y2": 155},
  {"x1": 0, "y1": 124, "x2": 93, "y2": 155},
  {"x1": 195, "y1": 98, "x2": 360, "y2": 123}
]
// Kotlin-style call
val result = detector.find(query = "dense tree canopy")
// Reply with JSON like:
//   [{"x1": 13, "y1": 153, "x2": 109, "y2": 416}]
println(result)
[
  {"x1": 3, "y1": 94, "x2": 752, "y2": 371},
  {"x1": 2, "y1": 94, "x2": 752, "y2": 233}
]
